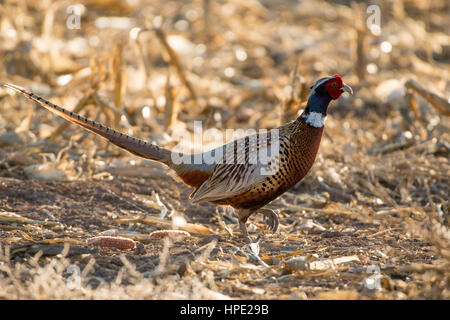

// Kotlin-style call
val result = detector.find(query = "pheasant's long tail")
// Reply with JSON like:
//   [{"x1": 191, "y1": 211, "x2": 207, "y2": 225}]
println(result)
[{"x1": 2, "y1": 83, "x2": 171, "y2": 164}]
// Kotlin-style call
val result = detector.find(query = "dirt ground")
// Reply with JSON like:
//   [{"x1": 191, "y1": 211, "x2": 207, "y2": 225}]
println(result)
[
  {"x1": 0, "y1": 172, "x2": 446, "y2": 299},
  {"x1": 0, "y1": 0, "x2": 449, "y2": 299}
]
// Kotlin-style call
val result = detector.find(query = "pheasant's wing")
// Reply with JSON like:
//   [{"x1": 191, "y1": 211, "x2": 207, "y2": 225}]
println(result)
[{"x1": 190, "y1": 132, "x2": 281, "y2": 203}]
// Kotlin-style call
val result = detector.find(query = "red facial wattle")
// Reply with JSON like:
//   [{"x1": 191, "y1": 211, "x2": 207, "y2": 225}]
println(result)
[{"x1": 325, "y1": 74, "x2": 344, "y2": 100}]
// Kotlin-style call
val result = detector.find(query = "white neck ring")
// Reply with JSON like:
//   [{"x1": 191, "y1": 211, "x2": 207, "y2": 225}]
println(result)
[{"x1": 304, "y1": 112, "x2": 326, "y2": 128}]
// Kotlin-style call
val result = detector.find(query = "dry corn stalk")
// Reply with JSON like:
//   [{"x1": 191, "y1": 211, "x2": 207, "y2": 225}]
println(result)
[
  {"x1": 405, "y1": 78, "x2": 450, "y2": 116},
  {"x1": 111, "y1": 42, "x2": 126, "y2": 129},
  {"x1": 153, "y1": 26, "x2": 197, "y2": 102}
]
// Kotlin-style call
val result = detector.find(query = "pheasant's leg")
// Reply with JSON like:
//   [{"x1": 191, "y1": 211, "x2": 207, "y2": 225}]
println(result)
[
  {"x1": 259, "y1": 208, "x2": 279, "y2": 233},
  {"x1": 236, "y1": 209, "x2": 254, "y2": 243},
  {"x1": 239, "y1": 220, "x2": 252, "y2": 243}
]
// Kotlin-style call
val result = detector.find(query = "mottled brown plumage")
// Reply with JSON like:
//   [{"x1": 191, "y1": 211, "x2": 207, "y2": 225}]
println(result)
[
  {"x1": 2, "y1": 75, "x2": 352, "y2": 242},
  {"x1": 205, "y1": 121, "x2": 324, "y2": 209}
]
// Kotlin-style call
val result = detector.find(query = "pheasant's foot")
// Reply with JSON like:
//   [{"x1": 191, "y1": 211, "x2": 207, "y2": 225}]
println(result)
[{"x1": 260, "y1": 208, "x2": 279, "y2": 233}]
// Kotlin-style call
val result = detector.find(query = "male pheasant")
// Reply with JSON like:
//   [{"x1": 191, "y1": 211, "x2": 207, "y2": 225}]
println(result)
[{"x1": 2, "y1": 75, "x2": 352, "y2": 243}]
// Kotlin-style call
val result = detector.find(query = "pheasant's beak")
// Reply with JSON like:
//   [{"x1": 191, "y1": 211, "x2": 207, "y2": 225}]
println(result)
[{"x1": 341, "y1": 83, "x2": 353, "y2": 95}]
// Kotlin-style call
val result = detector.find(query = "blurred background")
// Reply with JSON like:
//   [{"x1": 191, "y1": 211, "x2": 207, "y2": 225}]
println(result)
[
  {"x1": 0, "y1": 0, "x2": 448, "y2": 145},
  {"x1": 0, "y1": 0, "x2": 448, "y2": 299}
]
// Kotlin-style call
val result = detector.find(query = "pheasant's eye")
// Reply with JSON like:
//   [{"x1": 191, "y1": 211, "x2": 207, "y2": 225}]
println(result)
[{"x1": 329, "y1": 82, "x2": 337, "y2": 88}]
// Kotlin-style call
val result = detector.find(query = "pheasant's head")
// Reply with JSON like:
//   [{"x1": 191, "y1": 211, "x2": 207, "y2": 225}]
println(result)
[
  {"x1": 305, "y1": 74, "x2": 353, "y2": 116},
  {"x1": 315, "y1": 74, "x2": 353, "y2": 99},
  {"x1": 302, "y1": 75, "x2": 352, "y2": 127}
]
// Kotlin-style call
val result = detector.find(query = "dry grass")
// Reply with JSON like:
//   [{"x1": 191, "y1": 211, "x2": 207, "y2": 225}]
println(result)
[{"x1": 0, "y1": 0, "x2": 448, "y2": 299}]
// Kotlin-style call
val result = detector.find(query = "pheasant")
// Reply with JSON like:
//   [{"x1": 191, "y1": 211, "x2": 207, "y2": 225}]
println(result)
[{"x1": 2, "y1": 75, "x2": 352, "y2": 243}]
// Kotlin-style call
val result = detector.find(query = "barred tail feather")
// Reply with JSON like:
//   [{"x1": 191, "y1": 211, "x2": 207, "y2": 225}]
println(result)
[{"x1": 2, "y1": 83, "x2": 171, "y2": 164}]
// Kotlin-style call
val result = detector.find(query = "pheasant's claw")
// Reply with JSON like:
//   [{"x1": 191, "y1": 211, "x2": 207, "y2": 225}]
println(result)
[{"x1": 260, "y1": 209, "x2": 279, "y2": 233}]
